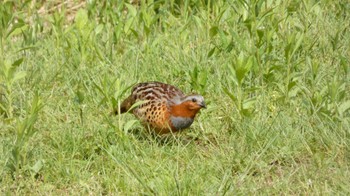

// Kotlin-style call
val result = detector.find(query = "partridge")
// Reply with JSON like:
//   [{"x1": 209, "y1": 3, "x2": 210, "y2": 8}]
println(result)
[{"x1": 114, "y1": 81, "x2": 206, "y2": 134}]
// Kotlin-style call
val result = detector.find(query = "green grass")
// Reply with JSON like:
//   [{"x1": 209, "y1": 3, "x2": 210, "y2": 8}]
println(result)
[{"x1": 1, "y1": 0, "x2": 349, "y2": 194}]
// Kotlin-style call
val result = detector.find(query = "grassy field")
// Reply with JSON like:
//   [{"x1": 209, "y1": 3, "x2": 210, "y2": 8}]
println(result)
[{"x1": 1, "y1": 0, "x2": 349, "y2": 194}]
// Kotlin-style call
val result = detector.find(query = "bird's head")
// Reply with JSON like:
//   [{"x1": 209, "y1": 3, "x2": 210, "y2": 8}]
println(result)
[
  {"x1": 170, "y1": 94, "x2": 206, "y2": 118},
  {"x1": 181, "y1": 95, "x2": 206, "y2": 111}
]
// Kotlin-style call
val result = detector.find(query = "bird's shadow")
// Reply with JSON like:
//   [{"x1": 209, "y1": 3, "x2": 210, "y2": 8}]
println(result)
[{"x1": 125, "y1": 128, "x2": 201, "y2": 146}]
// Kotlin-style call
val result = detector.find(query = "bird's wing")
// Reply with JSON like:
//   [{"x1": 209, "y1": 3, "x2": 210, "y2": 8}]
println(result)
[
  {"x1": 117, "y1": 82, "x2": 184, "y2": 114},
  {"x1": 132, "y1": 81, "x2": 184, "y2": 101}
]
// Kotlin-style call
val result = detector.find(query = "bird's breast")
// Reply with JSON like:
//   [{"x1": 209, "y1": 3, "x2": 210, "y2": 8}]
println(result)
[{"x1": 170, "y1": 116, "x2": 194, "y2": 131}]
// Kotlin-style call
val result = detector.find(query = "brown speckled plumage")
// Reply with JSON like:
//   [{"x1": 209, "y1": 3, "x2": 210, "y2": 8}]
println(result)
[{"x1": 114, "y1": 81, "x2": 206, "y2": 134}]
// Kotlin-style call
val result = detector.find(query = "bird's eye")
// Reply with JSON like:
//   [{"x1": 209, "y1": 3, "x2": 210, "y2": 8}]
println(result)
[{"x1": 192, "y1": 98, "x2": 197, "y2": 102}]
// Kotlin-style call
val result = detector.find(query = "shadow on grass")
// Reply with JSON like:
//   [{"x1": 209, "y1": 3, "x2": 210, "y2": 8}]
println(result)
[{"x1": 106, "y1": 127, "x2": 213, "y2": 147}]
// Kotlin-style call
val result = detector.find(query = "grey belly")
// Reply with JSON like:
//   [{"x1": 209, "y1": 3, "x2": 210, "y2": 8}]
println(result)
[{"x1": 170, "y1": 116, "x2": 194, "y2": 130}]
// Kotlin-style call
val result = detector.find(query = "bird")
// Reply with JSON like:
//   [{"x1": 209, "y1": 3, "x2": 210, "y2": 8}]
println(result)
[{"x1": 114, "y1": 81, "x2": 206, "y2": 134}]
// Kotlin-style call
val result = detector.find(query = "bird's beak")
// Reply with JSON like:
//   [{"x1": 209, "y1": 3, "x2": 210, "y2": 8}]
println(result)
[{"x1": 199, "y1": 101, "x2": 206, "y2": 109}]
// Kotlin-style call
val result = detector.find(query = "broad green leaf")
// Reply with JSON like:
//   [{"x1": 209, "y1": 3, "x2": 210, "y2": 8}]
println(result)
[
  {"x1": 95, "y1": 24, "x2": 104, "y2": 35},
  {"x1": 125, "y1": 4, "x2": 137, "y2": 17},
  {"x1": 124, "y1": 17, "x2": 135, "y2": 34},
  {"x1": 30, "y1": 160, "x2": 44, "y2": 174},
  {"x1": 12, "y1": 71, "x2": 26, "y2": 82},
  {"x1": 12, "y1": 58, "x2": 23, "y2": 67},
  {"x1": 227, "y1": 63, "x2": 238, "y2": 86},
  {"x1": 207, "y1": 47, "x2": 216, "y2": 58},
  {"x1": 235, "y1": 54, "x2": 253, "y2": 85},
  {"x1": 123, "y1": 120, "x2": 139, "y2": 132},
  {"x1": 75, "y1": 9, "x2": 88, "y2": 30},
  {"x1": 338, "y1": 100, "x2": 350, "y2": 116},
  {"x1": 243, "y1": 98, "x2": 256, "y2": 110},
  {"x1": 76, "y1": 90, "x2": 85, "y2": 104},
  {"x1": 291, "y1": 33, "x2": 304, "y2": 58},
  {"x1": 209, "y1": 26, "x2": 219, "y2": 38},
  {"x1": 7, "y1": 22, "x2": 28, "y2": 38},
  {"x1": 223, "y1": 87, "x2": 236, "y2": 102}
]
